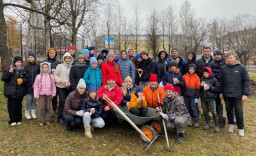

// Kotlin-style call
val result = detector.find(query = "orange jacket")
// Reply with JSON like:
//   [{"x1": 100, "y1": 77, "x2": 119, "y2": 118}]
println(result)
[
  {"x1": 183, "y1": 73, "x2": 200, "y2": 89},
  {"x1": 143, "y1": 85, "x2": 165, "y2": 108},
  {"x1": 128, "y1": 91, "x2": 147, "y2": 110}
]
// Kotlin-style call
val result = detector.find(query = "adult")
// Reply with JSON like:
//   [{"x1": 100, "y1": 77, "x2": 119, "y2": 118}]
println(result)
[
  {"x1": 101, "y1": 50, "x2": 123, "y2": 86},
  {"x1": 128, "y1": 49, "x2": 139, "y2": 69},
  {"x1": 97, "y1": 54, "x2": 105, "y2": 69},
  {"x1": 121, "y1": 76, "x2": 136, "y2": 106},
  {"x1": 219, "y1": 52, "x2": 250, "y2": 137},
  {"x1": 210, "y1": 50, "x2": 226, "y2": 127},
  {"x1": 43, "y1": 48, "x2": 61, "y2": 117},
  {"x1": 67, "y1": 46, "x2": 76, "y2": 65},
  {"x1": 114, "y1": 50, "x2": 120, "y2": 63},
  {"x1": 24, "y1": 52, "x2": 40, "y2": 120},
  {"x1": 137, "y1": 51, "x2": 155, "y2": 88},
  {"x1": 88, "y1": 46, "x2": 96, "y2": 58},
  {"x1": 155, "y1": 50, "x2": 169, "y2": 84},
  {"x1": 118, "y1": 50, "x2": 135, "y2": 83},
  {"x1": 70, "y1": 53, "x2": 89, "y2": 91},
  {"x1": 182, "y1": 51, "x2": 201, "y2": 75},
  {"x1": 63, "y1": 79, "x2": 88, "y2": 132},
  {"x1": 143, "y1": 74, "x2": 165, "y2": 108},
  {"x1": 97, "y1": 74, "x2": 123, "y2": 124},
  {"x1": 168, "y1": 48, "x2": 185, "y2": 71},
  {"x1": 196, "y1": 46, "x2": 214, "y2": 77}
]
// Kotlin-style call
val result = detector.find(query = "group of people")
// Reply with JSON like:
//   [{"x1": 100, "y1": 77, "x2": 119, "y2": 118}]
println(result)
[{"x1": 1, "y1": 45, "x2": 250, "y2": 143}]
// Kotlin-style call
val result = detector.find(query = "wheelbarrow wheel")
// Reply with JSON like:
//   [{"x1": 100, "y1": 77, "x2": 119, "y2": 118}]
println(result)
[
  {"x1": 151, "y1": 120, "x2": 163, "y2": 135},
  {"x1": 140, "y1": 125, "x2": 156, "y2": 143}
]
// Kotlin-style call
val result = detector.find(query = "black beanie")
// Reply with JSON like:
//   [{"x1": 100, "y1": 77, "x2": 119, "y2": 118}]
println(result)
[
  {"x1": 214, "y1": 50, "x2": 222, "y2": 56},
  {"x1": 169, "y1": 61, "x2": 178, "y2": 68},
  {"x1": 97, "y1": 54, "x2": 104, "y2": 61},
  {"x1": 13, "y1": 56, "x2": 23, "y2": 64},
  {"x1": 188, "y1": 64, "x2": 196, "y2": 70}
]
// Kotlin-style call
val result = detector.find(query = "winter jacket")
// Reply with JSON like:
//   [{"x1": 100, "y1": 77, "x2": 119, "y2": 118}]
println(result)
[
  {"x1": 64, "y1": 90, "x2": 87, "y2": 115},
  {"x1": 83, "y1": 65, "x2": 102, "y2": 90},
  {"x1": 101, "y1": 60, "x2": 123, "y2": 86},
  {"x1": 143, "y1": 85, "x2": 165, "y2": 108},
  {"x1": 138, "y1": 58, "x2": 155, "y2": 81},
  {"x1": 162, "y1": 68, "x2": 184, "y2": 96},
  {"x1": 219, "y1": 63, "x2": 250, "y2": 98},
  {"x1": 196, "y1": 55, "x2": 214, "y2": 77},
  {"x1": 128, "y1": 91, "x2": 147, "y2": 110},
  {"x1": 97, "y1": 85, "x2": 123, "y2": 109},
  {"x1": 118, "y1": 52, "x2": 136, "y2": 83},
  {"x1": 183, "y1": 73, "x2": 200, "y2": 98},
  {"x1": 121, "y1": 87, "x2": 136, "y2": 106},
  {"x1": 182, "y1": 51, "x2": 201, "y2": 75},
  {"x1": 24, "y1": 62, "x2": 40, "y2": 94},
  {"x1": 81, "y1": 98, "x2": 103, "y2": 119},
  {"x1": 70, "y1": 62, "x2": 89, "y2": 90},
  {"x1": 163, "y1": 92, "x2": 191, "y2": 122},
  {"x1": 200, "y1": 67, "x2": 220, "y2": 101},
  {"x1": 129, "y1": 55, "x2": 139, "y2": 69},
  {"x1": 71, "y1": 54, "x2": 77, "y2": 65},
  {"x1": 155, "y1": 51, "x2": 169, "y2": 83},
  {"x1": 34, "y1": 73, "x2": 56, "y2": 98},
  {"x1": 54, "y1": 53, "x2": 73, "y2": 88},
  {"x1": 1, "y1": 66, "x2": 27, "y2": 99},
  {"x1": 43, "y1": 55, "x2": 61, "y2": 70},
  {"x1": 168, "y1": 56, "x2": 185, "y2": 71},
  {"x1": 210, "y1": 57, "x2": 226, "y2": 80}
]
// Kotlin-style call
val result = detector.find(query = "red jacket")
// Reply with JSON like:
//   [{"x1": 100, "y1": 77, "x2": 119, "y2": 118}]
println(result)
[
  {"x1": 101, "y1": 60, "x2": 123, "y2": 86},
  {"x1": 97, "y1": 85, "x2": 123, "y2": 109}
]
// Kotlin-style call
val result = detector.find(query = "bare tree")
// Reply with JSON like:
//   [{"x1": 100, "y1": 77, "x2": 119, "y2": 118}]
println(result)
[
  {"x1": 165, "y1": 5, "x2": 176, "y2": 54},
  {"x1": 133, "y1": 5, "x2": 140, "y2": 54},
  {"x1": 160, "y1": 8, "x2": 166, "y2": 51}
]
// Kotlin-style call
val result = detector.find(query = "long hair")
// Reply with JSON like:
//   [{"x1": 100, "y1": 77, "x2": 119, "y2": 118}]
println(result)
[
  {"x1": 25, "y1": 60, "x2": 39, "y2": 72},
  {"x1": 39, "y1": 73, "x2": 52, "y2": 92},
  {"x1": 113, "y1": 62, "x2": 119, "y2": 74}
]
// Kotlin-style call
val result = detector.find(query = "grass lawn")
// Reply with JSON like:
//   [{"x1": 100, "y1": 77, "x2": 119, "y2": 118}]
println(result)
[
  {"x1": 0, "y1": 73, "x2": 256, "y2": 155},
  {"x1": 249, "y1": 71, "x2": 256, "y2": 81}
]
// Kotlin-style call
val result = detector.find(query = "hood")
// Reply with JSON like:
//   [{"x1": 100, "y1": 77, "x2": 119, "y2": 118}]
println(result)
[
  {"x1": 202, "y1": 67, "x2": 212, "y2": 77},
  {"x1": 169, "y1": 67, "x2": 180, "y2": 74},
  {"x1": 40, "y1": 62, "x2": 52, "y2": 73},
  {"x1": 101, "y1": 49, "x2": 109, "y2": 55},
  {"x1": 119, "y1": 51, "x2": 130, "y2": 62},
  {"x1": 187, "y1": 51, "x2": 196, "y2": 62},
  {"x1": 157, "y1": 51, "x2": 168, "y2": 60},
  {"x1": 62, "y1": 52, "x2": 74, "y2": 64},
  {"x1": 88, "y1": 64, "x2": 100, "y2": 71}
]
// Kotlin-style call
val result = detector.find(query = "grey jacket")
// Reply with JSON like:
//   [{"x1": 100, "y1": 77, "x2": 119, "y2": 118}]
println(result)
[{"x1": 118, "y1": 51, "x2": 135, "y2": 83}]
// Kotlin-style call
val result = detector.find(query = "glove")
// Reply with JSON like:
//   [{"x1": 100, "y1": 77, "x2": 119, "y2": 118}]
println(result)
[
  {"x1": 76, "y1": 110, "x2": 84, "y2": 117},
  {"x1": 155, "y1": 107, "x2": 160, "y2": 112},
  {"x1": 159, "y1": 112, "x2": 167, "y2": 119},
  {"x1": 195, "y1": 98, "x2": 199, "y2": 103}
]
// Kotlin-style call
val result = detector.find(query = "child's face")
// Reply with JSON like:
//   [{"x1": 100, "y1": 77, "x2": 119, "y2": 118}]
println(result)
[
  {"x1": 188, "y1": 54, "x2": 193, "y2": 61},
  {"x1": 189, "y1": 68, "x2": 195, "y2": 74},
  {"x1": 77, "y1": 87, "x2": 86, "y2": 94},
  {"x1": 84, "y1": 53, "x2": 89, "y2": 59},
  {"x1": 91, "y1": 63, "x2": 97, "y2": 69},
  {"x1": 170, "y1": 66, "x2": 177, "y2": 71},
  {"x1": 138, "y1": 92, "x2": 143, "y2": 97},
  {"x1": 90, "y1": 50, "x2": 95, "y2": 55},
  {"x1": 108, "y1": 56, "x2": 114, "y2": 62},
  {"x1": 160, "y1": 52, "x2": 166, "y2": 59},
  {"x1": 78, "y1": 58, "x2": 84, "y2": 63},
  {"x1": 15, "y1": 61, "x2": 22, "y2": 68},
  {"x1": 114, "y1": 52, "x2": 119, "y2": 59},
  {"x1": 28, "y1": 56, "x2": 35, "y2": 63},
  {"x1": 49, "y1": 52, "x2": 56, "y2": 59},
  {"x1": 89, "y1": 92, "x2": 97, "y2": 99},
  {"x1": 121, "y1": 52, "x2": 127, "y2": 59},
  {"x1": 125, "y1": 80, "x2": 132, "y2": 88},
  {"x1": 203, "y1": 72, "x2": 209, "y2": 78},
  {"x1": 64, "y1": 56, "x2": 72, "y2": 64},
  {"x1": 98, "y1": 59, "x2": 103, "y2": 65},
  {"x1": 42, "y1": 64, "x2": 49, "y2": 73},
  {"x1": 165, "y1": 90, "x2": 173, "y2": 98}
]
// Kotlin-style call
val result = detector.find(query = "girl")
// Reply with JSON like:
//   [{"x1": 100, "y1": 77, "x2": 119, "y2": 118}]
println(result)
[
  {"x1": 83, "y1": 57, "x2": 102, "y2": 90},
  {"x1": 82, "y1": 49, "x2": 90, "y2": 65},
  {"x1": 24, "y1": 52, "x2": 40, "y2": 120},
  {"x1": 82, "y1": 85, "x2": 105, "y2": 138},
  {"x1": 114, "y1": 49, "x2": 119, "y2": 63},
  {"x1": 155, "y1": 51, "x2": 169, "y2": 84},
  {"x1": 54, "y1": 52, "x2": 73, "y2": 124},
  {"x1": 121, "y1": 76, "x2": 136, "y2": 106},
  {"x1": 1, "y1": 56, "x2": 27, "y2": 126},
  {"x1": 34, "y1": 62, "x2": 56, "y2": 126},
  {"x1": 128, "y1": 86, "x2": 148, "y2": 116},
  {"x1": 118, "y1": 50, "x2": 135, "y2": 83},
  {"x1": 182, "y1": 51, "x2": 201, "y2": 75}
]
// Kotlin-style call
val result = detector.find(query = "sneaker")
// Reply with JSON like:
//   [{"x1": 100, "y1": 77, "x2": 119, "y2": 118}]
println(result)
[
  {"x1": 17, "y1": 122, "x2": 22, "y2": 126},
  {"x1": 214, "y1": 126, "x2": 220, "y2": 133},
  {"x1": 58, "y1": 118, "x2": 65, "y2": 125},
  {"x1": 25, "y1": 110, "x2": 32, "y2": 120},
  {"x1": 31, "y1": 109, "x2": 37, "y2": 119},
  {"x1": 203, "y1": 124, "x2": 210, "y2": 130},
  {"x1": 46, "y1": 122, "x2": 50, "y2": 125},
  {"x1": 187, "y1": 121, "x2": 192, "y2": 127},
  {"x1": 39, "y1": 123, "x2": 44, "y2": 126},
  {"x1": 228, "y1": 124, "x2": 234, "y2": 133},
  {"x1": 54, "y1": 112, "x2": 58, "y2": 118},
  {"x1": 194, "y1": 118, "x2": 200, "y2": 128},
  {"x1": 238, "y1": 129, "x2": 244, "y2": 137},
  {"x1": 10, "y1": 122, "x2": 17, "y2": 127}
]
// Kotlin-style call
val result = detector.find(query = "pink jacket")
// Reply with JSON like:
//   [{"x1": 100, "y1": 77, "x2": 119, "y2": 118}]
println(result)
[{"x1": 34, "y1": 73, "x2": 56, "y2": 98}]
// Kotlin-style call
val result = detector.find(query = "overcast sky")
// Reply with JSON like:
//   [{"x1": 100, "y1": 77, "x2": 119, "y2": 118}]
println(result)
[{"x1": 119, "y1": 0, "x2": 256, "y2": 20}]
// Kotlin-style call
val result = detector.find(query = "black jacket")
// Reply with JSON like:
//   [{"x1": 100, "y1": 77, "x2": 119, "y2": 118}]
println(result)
[
  {"x1": 196, "y1": 56, "x2": 214, "y2": 77},
  {"x1": 24, "y1": 62, "x2": 40, "y2": 94},
  {"x1": 121, "y1": 87, "x2": 136, "y2": 106},
  {"x1": 182, "y1": 52, "x2": 201, "y2": 75},
  {"x1": 155, "y1": 51, "x2": 169, "y2": 83},
  {"x1": 1, "y1": 67, "x2": 27, "y2": 99},
  {"x1": 200, "y1": 76, "x2": 220, "y2": 101},
  {"x1": 210, "y1": 58, "x2": 226, "y2": 80},
  {"x1": 43, "y1": 57, "x2": 61, "y2": 70},
  {"x1": 138, "y1": 58, "x2": 155, "y2": 81},
  {"x1": 70, "y1": 63, "x2": 89, "y2": 91},
  {"x1": 219, "y1": 63, "x2": 250, "y2": 98}
]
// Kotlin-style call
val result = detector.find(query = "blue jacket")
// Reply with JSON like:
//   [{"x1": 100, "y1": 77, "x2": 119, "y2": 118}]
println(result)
[
  {"x1": 162, "y1": 68, "x2": 184, "y2": 87},
  {"x1": 118, "y1": 52, "x2": 135, "y2": 83},
  {"x1": 81, "y1": 98, "x2": 103, "y2": 119},
  {"x1": 83, "y1": 65, "x2": 102, "y2": 90}
]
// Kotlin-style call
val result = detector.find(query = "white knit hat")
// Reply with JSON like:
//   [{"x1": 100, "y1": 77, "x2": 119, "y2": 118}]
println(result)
[{"x1": 76, "y1": 79, "x2": 86, "y2": 89}]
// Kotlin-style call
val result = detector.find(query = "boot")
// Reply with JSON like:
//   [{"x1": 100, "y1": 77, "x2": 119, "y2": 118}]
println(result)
[
  {"x1": 214, "y1": 119, "x2": 220, "y2": 133},
  {"x1": 176, "y1": 133, "x2": 184, "y2": 144},
  {"x1": 25, "y1": 110, "x2": 32, "y2": 120},
  {"x1": 31, "y1": 109, "x2": 37, "y2": 119},
  {"x1": 203, "y1": 123, "x2": 210, "y2": 130},
  {"x1": 66, "y1": 123, "x2": 72, "y2": 132},
  {"x1": 194, "y1": 118, "x2": 200, "y2": 128},
  {"x1": 84, "y1": 127, "x2": 92, "y2": 138}
]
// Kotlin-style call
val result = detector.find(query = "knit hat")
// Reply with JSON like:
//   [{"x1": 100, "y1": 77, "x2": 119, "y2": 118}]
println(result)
[
  {"x1": 149, "y1": 74, "x2": 158, "y2": 82},
  {"x1": 164, "y1": 84, "x2": 174, "y2": 92},
  {"x1": 28, "y1": 52, "x2": 36, "y2": 59},
  {"x1": 107, "y1": 50, "x2": 115, "y2": 58},
  {"x1": 13, "y1": 56, "x2": 23, "y2": 64},
  {"x1": 140, "y1": 51, "x2": 148, "y2": 56},
  {"x1": 88, "y1": 46, "x2": 95, "y2": 51},
  {"x1": 68, "y1": 46, "x2": 75, "y2": 50},
  {"x1": 135, "y1": 86, "x2": 143, "y2": 97},
  {"x1": 136, "y1": 53, "x2": 141, "y2": 59},
  {"x1": 76, "y1": 79, "x2": 86, "y2": 89},
  {"x1": 87, "y1": 85, "x2": 97, "y2": 93},
  {"x1": 77, "y1": 53, "x2": 85, "y2": 59},
  {"x1": 90, "y1": 57, "x2": 97, "y2": 65},
  {"x1": 214, "y1": 50, "x2": 223, "y2": 56},
  {"x1": 101, "y1": 49, "x2": 109, "y2": 55},
  {"x1": 169, "y1": 61, "x2": 178, "y2": 68},
  {"x1": 97, "y1": 54, "x2": 104, "y2": 61},
  {"x1": 124, "y1": 76, "x2": 132, "y2": 83},
  {"x1": 202, "y1": 67, "x2": 213, "y2": 77},
  {"x1": 106, "y1": 73, "x2": 116, "y2": 82},
  {"x1": 188, "y1": 64, "x2": 196, "y2": 70},
  {"x1": 48, "y1": 48, "x2": 56, "y2": 54},
  {"x1": 82, "y1": 49, "x2": 89, "y2": 54}
]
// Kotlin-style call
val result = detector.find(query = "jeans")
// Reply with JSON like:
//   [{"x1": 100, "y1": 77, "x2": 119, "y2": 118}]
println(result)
[
  {"x1": 57, "y1": 87, "x2": 71, "y2": 119},
  {"x1": 224, "y1": 97, "x2": 244, "y2": 129},
  {"x1": 25, "y1": 94, "x2": 37, "y2": 111},
  {"x1": 83, "y1": 112, "x2": 105, "y2": 128},
  {"x1": 7, "y1": 98, "x2": 23, "y2": 124},
  {"x1": 184, "y1": 96, "x2": 200, "y2": 118}
]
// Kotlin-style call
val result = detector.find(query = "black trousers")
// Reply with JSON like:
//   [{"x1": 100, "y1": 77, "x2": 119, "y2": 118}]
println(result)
[
  {"x1": 63, "y1": 112, "x2": 83, "y2": 130},
  {"x1": 224, "y1": 97, "x2": 244, "y2": 129},
  {"x1": 216, "y1": 93, "x2": 224, "y2": 117},
  {"x1": 7, "y1": 98, "x2": 23, "y2": 124},
  {"x1": 57, "y1": 87, "x2": 71, "y2": 119},
  {"x1": 184, "y1": 96, "x2": 200, "y2": 119}
]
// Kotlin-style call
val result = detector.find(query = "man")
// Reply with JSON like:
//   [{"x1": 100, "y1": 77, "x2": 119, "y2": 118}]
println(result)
[
  {"x1": 88, "y1": 46, "x2": 96, "y2": 58},
  {"x1": 219, "y1": 52, "x2": 250, "y2": 137},
  {"x1": 210, "y1": 50, "x2": 226, "y2": 128},
  {"x1": 128, "y1": 49, "x2": 139, "y2": 69},
  {"x1": 68, "y1": 46, "x2": 76, "y2": 65},
  {"x1": 196, "y1": 46, "x2": 214, "y2": 77},
  {"x1": 168, "y1": 48, "x2": 185, "y2": 71}
]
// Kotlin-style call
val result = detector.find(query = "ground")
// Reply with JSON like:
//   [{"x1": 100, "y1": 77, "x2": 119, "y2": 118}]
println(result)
[{"x1": 0, "y1": 72, "x2": 256, "y2": 155}]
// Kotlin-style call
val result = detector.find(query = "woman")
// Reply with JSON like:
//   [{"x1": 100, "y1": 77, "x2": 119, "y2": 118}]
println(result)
[
  {"x1": 101, "y1": 50, "x2": 123, "y2": 86},
  {"x1": 118, "y1": 50, "x2": 135, "y2": 84},
  {"x1": 121, "y1": 76, "x2": 136, "y2": 106},
  {"x1": 155, "y1": 50, "x2": 169, "y2": 84},
  {"x1": 182, "y1": 51, "x2": 201, "y2": 75}
]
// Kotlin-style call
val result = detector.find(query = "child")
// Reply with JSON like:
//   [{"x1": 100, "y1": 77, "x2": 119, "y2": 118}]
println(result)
[
  {"x1": 83, "y1": 57, "x2": 102, "y2": 90},
  {"x1": 82, "y1": 49, "x2": 90, "y2": 65},
  {"x1": 200, "y1": 67, "x2": 220, "y2": 133},
  {"x1": 82, "y1": 85, "x2": 105, "y2": 138},
  {"x1": 97, "y1": 54, "x2": 105, "y2": 69},
  {"x1": 88, "y1": 46, "x2": 96, "y2": 58},
  {"x1": 114, "y1": 49, "x2": 120, "y2": 63},
  {"x1": 2, "y1": 56, "x2": 27, "y2": 126},
  {"x1": 128, "y1": 86, "x2": 148, "y2": 116},
  {"x1": 54, "y1": 52, "x2": 73, "y2": 124},
  {"x1": 121, "y1": 76, "x2": 136, "y2": 106},
  {"x1": 183, "y1": 64, "x2": 201, "y2": 127},
  {"x1": 24, "y1": 52, "x2": 40, "y2": 120},
  {"x1": 182, "y1": 51, "x2": 201, "y2": 75},
  {"x1": 34, "y1": 62, "x2": 56, "y2": 126}
]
